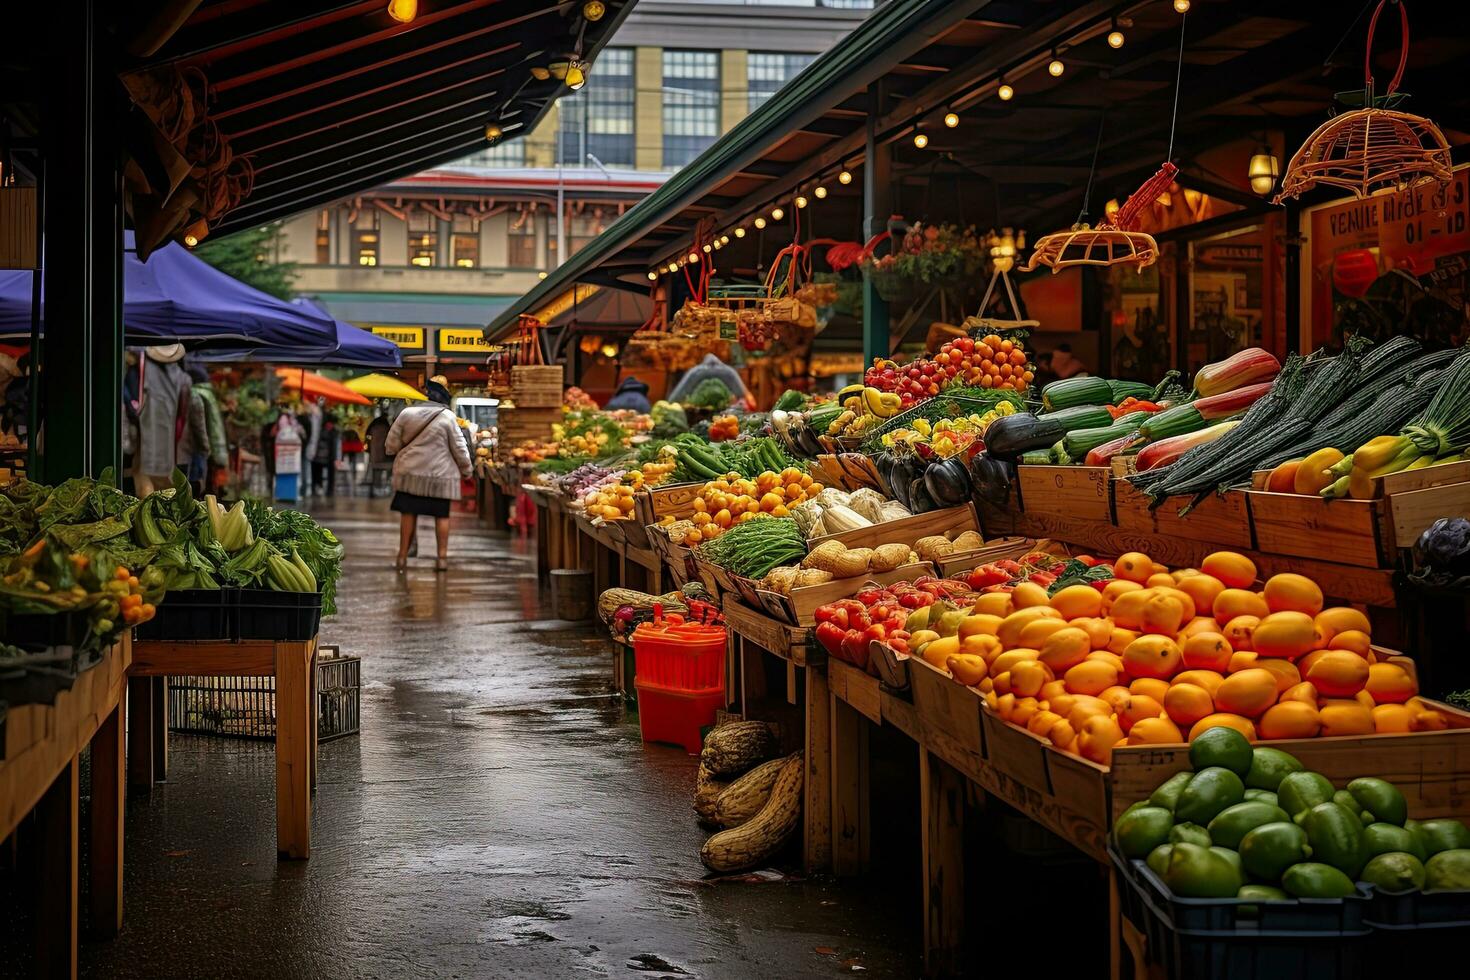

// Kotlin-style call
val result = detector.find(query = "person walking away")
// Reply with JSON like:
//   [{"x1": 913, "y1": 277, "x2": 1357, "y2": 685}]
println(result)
[
  {"x1": 196, "y1": 369, "x2": 230, "y2": 492},
  {"x1": 341, "y1": 419, "x2": 365, "y2": 497},
  {"x1": 603, "y1": 375, "x2": 651, "y2": 413},
  {"x1": 365, "y1": 412, "x2": 392, "y2": 498},
  {"x1": 312, "y1": 414, "x2": 342, "y2": 498},
  {"x1": 272, "y1": 411, "x2": 305, "y2": 503},
  {"x1": 387, "y1": 380, "x2": 472, "y2": 572},
  {"x1": 299, "y1": 397, "x2": 323, "y2": 497},
  {"x1": 133, "y1": 344, "x2": 192, "y2": 497},
  {"x1": 178, "y1": 359, "x2": 228, "y2": 496}
]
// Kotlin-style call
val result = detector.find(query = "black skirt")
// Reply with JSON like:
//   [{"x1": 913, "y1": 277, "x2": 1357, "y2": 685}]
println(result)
[{"x1": 391, "y1": 490, "x2": 451, "y2": 518}]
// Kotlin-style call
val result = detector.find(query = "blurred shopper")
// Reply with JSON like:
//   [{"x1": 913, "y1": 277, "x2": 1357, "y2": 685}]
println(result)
[
  {"x1": 134, "y1": 344, "x2": 191, "y2": 496},
  {"x1": 312, "y1": 413, "x2": 342, "y2": 498},
  {"x1": 386, "y1": 380, "x2": 471, "y2": 573}
]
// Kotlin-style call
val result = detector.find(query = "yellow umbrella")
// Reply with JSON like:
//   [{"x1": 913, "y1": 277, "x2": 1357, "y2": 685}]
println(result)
[{"x1": 345, "y1": 373, "x2": 427, "y2": 401}]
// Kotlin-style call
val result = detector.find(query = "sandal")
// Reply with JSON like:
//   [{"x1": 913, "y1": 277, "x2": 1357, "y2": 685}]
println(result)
[{"x1": 435, "y1": 559, "x2": 449, "y2": 573}]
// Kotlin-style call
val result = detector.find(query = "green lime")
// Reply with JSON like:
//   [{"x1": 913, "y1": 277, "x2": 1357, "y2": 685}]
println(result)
[
  {"x1": 1426, "y1": 848, "x2": 1470, "y2": 890},
  {"x1": 1175, "y1": 767, "x2": 1246, "y2": 826},
  {"x1": 1282, "y1": 862, "x2": 1357, "y2": 898},
  {"x1": 1245, "y1": 746, "x2": 1303, "y2": 791},
  {"x1": 1239, "y1": 821, "x2": 1312, "y2": 882},
  {"x1": 1169, "y1": 822, "x2": 1211, "y2": 847},
  {"x1": 1278, "y1": 771, "x2": 1336, "y2": 818},
  {"x1": 1164, "y1": 842, "x2": 1242, "y2": 898},
  {"x1": 1190, "y1": 727, "x2": 1254, "y2": 777},
  {"x1": 1115, "y1": 806, "x2": 1175, "y2": 859},
  {"x1": 1419, "y1": 819, "x2": 1470, "y2": 857},
  {"x1": 1361, "y1": 852, "x2": 1426, "y2": 893},
  {"x1": 1149, "y1": 771, "x2": 1194, "y2": 813},
  {"x1": 1363, "y1": 823, "x2": 1426, "y2": 863},
  {"x1": 1209, "y1": 801, "x2": 1290, "y2": 850},
  {"x1": 1347, "y1": 777, "x2": 1408, "y2": 827}
]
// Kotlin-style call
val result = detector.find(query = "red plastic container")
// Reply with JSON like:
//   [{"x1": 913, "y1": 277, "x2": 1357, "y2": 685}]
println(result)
[
  {"x1": 631, "y1": 620, "x2": 726, "y2": 691},
  {"x1": 634, "y1": 680, "x2": 724, "y2": 754}
]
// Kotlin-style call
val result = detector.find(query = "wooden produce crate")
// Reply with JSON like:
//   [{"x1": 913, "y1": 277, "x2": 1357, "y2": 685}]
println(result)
[
  {"x1": 935, "y1": 536, "x2": 1036, "y2": 578},
  {"x1": 1386, "y1": 479, "x2": 1470, "y2": 552},
  {"x1": 808, "y1": 503, "x2": 979, "y2": 551},
  {"x1": 509, "y1": 365, "x2": 564, "y2": 408},
  {"x1": 722, "y1": 599, "x2": 813, "y2": 664},
  {"x1": 1246, "y1": 490, "x2": 1394, "y2": 568},
  {"x1": 619, "y1": 516, "x2": 651, "y2": 550},
  {"x1": 633, "y1": 481, "x2": 702, "y2": 527},
  {"x1": 816, "y1": 453, "x2": 884, "y2": 492},
  {"x1": 828, "y1": 656, "x2": 882, "y2": 725},
  {"x1": 1016, "y1": 465, "x2": 1112, "y2": 523},
  {"x1": 1111, "y1": 480, "x2": 1254, "y2": 549},
  {"x1": 907, "y1": 657, "x2": 985, "y2": 783},
  {"x1": 755, "y1": 563, "x2": 934, "y2": 626}
]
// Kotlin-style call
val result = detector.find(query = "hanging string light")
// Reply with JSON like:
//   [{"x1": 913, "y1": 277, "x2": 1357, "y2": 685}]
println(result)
[
  {"x1": 1107, "y1": 18, "x2": 1126, "y2": 48},
  {"x1": 838, "y1": 170, "x2": 853, "y2": 184},
  {"x1": 754, "y1": 216, "x2": 767, "y2": 229},
  {"x1": 1048, "y1": 51, "x2": 1065, "y2": 76},
  {"x1": 735, "y1": 227, "x2": 747, "y2": 237},
  {"x1": 913, "y1": 131, "x2": 929, "y2": 148},
  {"x1": 943, "y1": 111, "x2": 959, "y2": 128},
  {"x1": 484, "y1": 123, "x2": 503, "y2": 141},
  {"x1": 702, "y1": 243, "x2": 712, "y2": 253},
  {"x1": 814, "y1": 185, "x2": 828, "y2": 199},
  {"x1": 771, "y1": 206, "x2": 784, "y2": 220},
  {"x1": 1173, "y1": 0, "x2": 1191, "y2": 12},
  {"x1": 795, "y1": 194, "x2": 809, "y2": 208},
  {"x1": 387, "y1": 0, "x2": 417, "y2": 24},
  {"x1": 647, "y1": 271, "x2": 658, "y2": 281},
  {"x1": 997, "y1": 81, "x2": 1014, "y2": 101}
]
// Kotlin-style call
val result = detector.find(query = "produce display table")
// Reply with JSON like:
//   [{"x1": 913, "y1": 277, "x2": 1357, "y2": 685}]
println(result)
[
  {"x1": 721, "y1": 599, "x2": 830, "y2": 873},
  {"x1": 619, "y1": 539, "x2": 663, "y2": 595},
  {"x1": 128, "y1": 639, "x2": 317, "y2": 860},
  {"x1": 0, "y1": 636, "x2": 130, "y2": 978}
]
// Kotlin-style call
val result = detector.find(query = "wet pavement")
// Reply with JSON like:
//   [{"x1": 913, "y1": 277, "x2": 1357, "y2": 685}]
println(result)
[{"x1": 78, "y1": 497, "x2": 922, "y2": 979}]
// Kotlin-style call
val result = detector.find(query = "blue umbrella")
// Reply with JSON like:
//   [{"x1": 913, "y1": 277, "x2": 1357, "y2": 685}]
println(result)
[
  {"x1": 0, "y1": 231, "x2": 340, "y2": 353},
  {"x1": 199, "y1": 307, "x2": 403, "y2": 369}
]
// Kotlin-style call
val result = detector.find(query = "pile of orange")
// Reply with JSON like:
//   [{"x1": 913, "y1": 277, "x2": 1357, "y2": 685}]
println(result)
[
  {"x1": 682, "y1": 469, "x2": 822, "y2": 545},
  {"x1": 967, "y1": 549, "x2": 1442, "y2": 765}
]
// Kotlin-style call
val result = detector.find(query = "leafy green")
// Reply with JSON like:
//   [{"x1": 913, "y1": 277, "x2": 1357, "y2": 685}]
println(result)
[{"x1": 687, "y1": 378, "x2": 734, "y2": 411}]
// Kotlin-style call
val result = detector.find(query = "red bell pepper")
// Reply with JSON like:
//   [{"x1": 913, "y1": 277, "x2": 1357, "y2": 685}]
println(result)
[{"x1": 815, "y1": 621, "x2": 847, "y2": 655}]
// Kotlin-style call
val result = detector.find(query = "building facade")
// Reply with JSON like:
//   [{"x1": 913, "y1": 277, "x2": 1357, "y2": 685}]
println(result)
[{"x1": 275, "y1": 0, "x2": 871, "y2": 380}]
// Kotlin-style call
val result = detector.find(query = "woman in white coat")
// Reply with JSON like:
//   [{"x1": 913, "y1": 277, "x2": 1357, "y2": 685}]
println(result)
[{"x1": 386, "y1": 379, "x2": 472, "y2": 571}]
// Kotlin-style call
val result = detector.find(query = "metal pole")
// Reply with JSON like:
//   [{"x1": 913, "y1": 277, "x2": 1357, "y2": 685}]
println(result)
[
  {"x1": 861, "y1": 83, "x2": 891, "y2": 367},
  {"x1": 555, "y1": 118, "x2": 566, "y2": 268}
]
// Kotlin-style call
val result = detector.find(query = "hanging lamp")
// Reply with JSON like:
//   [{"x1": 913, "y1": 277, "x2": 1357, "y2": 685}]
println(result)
[{"x1": 1275, "y1": 1, "x2": 1450, "y2": 203}]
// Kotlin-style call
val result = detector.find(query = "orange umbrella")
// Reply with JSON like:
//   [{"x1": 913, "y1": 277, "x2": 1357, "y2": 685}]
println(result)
[{"x1": 275, "y1": 367, "x2": 371, "y2": 405}]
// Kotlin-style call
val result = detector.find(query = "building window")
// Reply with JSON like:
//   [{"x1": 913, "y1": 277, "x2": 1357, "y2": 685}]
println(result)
[
  {"x1": 662, "y1": 50, "x2": 720, "y2": 168},
  {"x1": 462, "y1": 140, "x2": 526, "y2": 167},
  {"x1": 508, "y1": 209, "x2": 537, "y2": 268},
  {"x1": 354, "y1": 212, "x2": 379, "y2": 267},
  {"x1": 558, "y1": 47, "x2": 635, "y2": 169},
  {"x1": 451, "y1": 234, "x2": 479, "y2": 268},
  {"x1": 747, "y1": 52, "x2": 816, "y2": 112},
  {"x1": 408, "y1": 210, "x2": 437, "y2": 267},
  {"x1": 316, "y1": 210, "x2": 332, "y2": 264}
]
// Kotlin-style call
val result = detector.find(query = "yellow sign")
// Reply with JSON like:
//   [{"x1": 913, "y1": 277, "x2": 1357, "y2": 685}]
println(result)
[
  {"x1": 366, "y1": 325, "x2": 425, "y2": 349},
  {"x1": 437, "y1": 328, "x2": 495, "y2": 353},
  {"x1": 530, "y1": 283, "x2": 600, "y2": 325}
]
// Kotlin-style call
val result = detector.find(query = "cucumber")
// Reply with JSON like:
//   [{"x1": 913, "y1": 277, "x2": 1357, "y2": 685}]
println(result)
[
  {"x1": 1041, "y1": 376, "x2": 1113, "y2": 411},
  {"x1": 1036, "y1": 404, "x2": 1115, "y2": 432}
]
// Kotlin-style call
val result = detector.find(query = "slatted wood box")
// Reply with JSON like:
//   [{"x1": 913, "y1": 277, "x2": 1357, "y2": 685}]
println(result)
[
  {"x1": 907, "y1": 656, "x2": 985, "y2": 783},
  {"x1": 509, "y1": 365, "x2": 564, "y2": 408},
  {"x1": 1016, "y1": 465, "x2": 1112, "y2": 523},
  {"x1": 495, "y1": 406, "x2": 561, "y2": 450},
  {"x1": 1111, "y1": 480, "x2": 1254, "y2": 549},
  {"x1": 807, "y1": 503, "x2": 978, "y2": 551},
  {"x1": 754, "y1": 563, "x2": 935, "y2": 626}
]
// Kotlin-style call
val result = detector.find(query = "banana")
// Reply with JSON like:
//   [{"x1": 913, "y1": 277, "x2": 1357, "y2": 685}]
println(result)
[{"x1": 836, "y1": 383, "x2": 866, "y2": 403}]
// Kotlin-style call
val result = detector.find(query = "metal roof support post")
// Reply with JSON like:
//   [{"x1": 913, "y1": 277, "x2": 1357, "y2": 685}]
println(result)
[
  {"x1": 42, "y1": 0, "x2": 123, "y2": 481},
  {"x1": 862, "y1": 84, "x2": 891, "y2": 366}
]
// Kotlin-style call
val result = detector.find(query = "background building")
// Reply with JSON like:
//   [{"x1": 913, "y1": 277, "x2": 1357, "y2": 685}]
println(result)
[{"x1": 276, "y1": 0, "x2": 872, "y2": 383}]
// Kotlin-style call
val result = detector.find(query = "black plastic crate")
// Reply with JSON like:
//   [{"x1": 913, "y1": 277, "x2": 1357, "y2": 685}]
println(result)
[
  {"x1": 167, "y1": 651, "x2": 360, "y2": 741},
  {"x1": 1366, "y1": 884, "x2": 1470, "y2": 963},
  {"x1": 1110, "y1": 845, "x2": 1371, "y2": 980},
  {"x1": 135, "y1": 588, "x2": 237, "y2": 642},
  {"x1": 236, "y1": 588, "x2": 322, "y2": 642}
]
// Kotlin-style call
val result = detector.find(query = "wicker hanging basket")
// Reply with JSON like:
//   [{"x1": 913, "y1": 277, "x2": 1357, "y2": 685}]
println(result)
[{"x1": 1276, "y1": 1, "x2": 1451, "y2": 203}]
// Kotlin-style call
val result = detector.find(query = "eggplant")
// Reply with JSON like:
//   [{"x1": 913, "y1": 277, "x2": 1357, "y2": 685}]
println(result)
[
  {"x1": 983, "y1": 413, "x2": 1069, "y2": 460},
  {"x1": 795, "y1": 420, "x2": 825, "y2": 457},
  {"x1": 969, "y1": 452, "x2": 1015, "y2": 509},
  {"x1": 924, "y1": 457, "x2": 971, "y2": 508},
  {"x1": 888, "y1": 456, "x2": 916, "y2": 510},
  {"x1": 907, "y1": 473, "x2": 937, "y2": 514},
  {"x1": 876, "y1": 451, "x2": 900, "y2": 495}
]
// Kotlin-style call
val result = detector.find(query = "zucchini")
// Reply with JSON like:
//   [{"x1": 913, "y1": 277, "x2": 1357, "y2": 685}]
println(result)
[
  {"x1": 1139, "y1": 404, "x2": 1207, "y2": 441},
  {"x1": 1019, "y1": 449, "x2": 1054, "y2": 465},
  {"x1": 1041, "y1": 376, "x2": 1113, "y2": 411},
  {"x1": 1064, "y1": 420, "x2": 1143, "y2": 458},
  {"x1": 1112, "y1": 410, "x2": 1156, "y2": 428},
  {"x1": 1036, "y1": 404, "x2": 1115, "y2": 432},
  {"x1": 985, "y1": 413, "x2": 1070, "y2": 459},
  {"x1": 1108, "y1": 380, "x2": 1156, "y2": 404}
]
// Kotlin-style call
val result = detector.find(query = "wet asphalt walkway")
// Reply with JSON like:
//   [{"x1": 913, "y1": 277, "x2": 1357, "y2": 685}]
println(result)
[{"x1": 78, "y1": 497, "x2": 920, "y2": 979}]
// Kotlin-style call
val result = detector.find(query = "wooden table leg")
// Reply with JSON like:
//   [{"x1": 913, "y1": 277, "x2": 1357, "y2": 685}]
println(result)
[
  {"x1": 88, "y1": 697, "x2": 126, "y2": 938},
  {"x1": 275, "y1": 641, "x2": 313, "y2": 860},
  {"x1": 126, "y1": 675, "x2": 157, "y2": 789},
  {"x1": 535, "y1": 503, "x2": 551, "y2": 572},
  {"x1": 34, "y1": 755, "x2": 79, "y2": 979},
  {"x1": 803, "y1": 664, "x2": 832, "y2": 874},
  {"x1": 738, "y1": 639, "x2": 766, "y2": 719},
  {"x1": 309, "y1": 644, "x2": 319, "y2": 792},
  {"x1": 830, "y1": 693, "x2": 870, "y2": 877},
  {"x1": 151, "y1": 676, "x2": 168, "y2": 781},
  {"x1": 921, "y1": 748, "x2": 964, "y2": 977}
]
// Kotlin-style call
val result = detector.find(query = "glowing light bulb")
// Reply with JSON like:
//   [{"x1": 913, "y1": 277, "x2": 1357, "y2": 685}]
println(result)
[
  {"x1": 1048, "y1": 59, "x2": 1064, "y2": 77},
  {"x1": 814, "y1": 186, "x2": 828, "y2": 199},
  {"x1": 689, "y1": 252, "x2": 700, "y2": 263},
  {"x1": 913, "y1": 132, "x2": 928, "y2": 149},
  {"x1": 754, "y1": 217, "x2": 766, "y2": 229},
  {"x1": 1107, "y1": 29, "x2": 1125, "y2": 48},
  {"x1": 838, "y1": 170, "x2": 852, "y2": 184},
  {"x1": 484, "y1": 123, "x2": 503, "y2": 141},
  {"x1": 735, "y1": 227, "x2": 746, "y2": 238},
  {"x1": 997, "y1": 83, "x2": 1014, "y2": 101},
  {"x1": 647, "y1": 271, "x2": 658, "y2": 280},
  {"x1": 1173, "y1": 0, "x2": 1190, "y2": 12},
  {"x1": 387, "y1": 0, "x2": 417, "y2": 24},
  {"x1": 720, "y1": 235, "x2": 730, "y2": 245},
  {"x1": 943, "y1": 112, "x2": 959, "y2": 128},
  {"x1": 538, "y1": 271, "x2": 548, "y2": 279},
  {"x1": 795, "y1": 195, "x2": 808, "y2": 208},
  {"x1": 702, "y1": 244, "x2": 712, "y2": 253},
  {"x1": 771, "y1": 207, "x2": 784, "y2": 220}
]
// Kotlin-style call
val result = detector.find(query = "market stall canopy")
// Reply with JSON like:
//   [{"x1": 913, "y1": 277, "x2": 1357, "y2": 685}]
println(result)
[
  {"x1": 275, "y1": 368, "x2": 371, "y2": 405},
  {"x1": 200, "y1": 308, "x2": 404, "y2": 369},
  {"x1": 0, "y1": 233, "x2": 340, "y2": 353},
  {"x1": 345, "y1": 373, "x2": 426, "y2": 402},
  {"x1": 486, "y1": 0, "x2": 1470, "y2": 343}
]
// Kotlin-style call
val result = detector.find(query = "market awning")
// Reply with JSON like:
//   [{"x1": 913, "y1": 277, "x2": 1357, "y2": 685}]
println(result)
[
  {"x1": 0, "y1": 232, "x2": 340, "y2": 353},
  {"x1": 485, "y1": 0, "x2": 1470, "y2": 343},
  {"x1": 345, "y1": 373, "x2": 426, "y2": 402},
  {"x1": 200, "y1": 303, "x2": 405, "y2": 369},
  {"x1": 275, "y1": 368, "x2": 371, "y2": 405}
]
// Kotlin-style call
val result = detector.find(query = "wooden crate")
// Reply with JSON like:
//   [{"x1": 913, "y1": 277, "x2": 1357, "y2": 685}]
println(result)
[
  {"x1": 1246, "y1": 490, "x2": 1392, "y2": 569},
  {"x1": 808, "y1": 504, "x2": 978, "y2": 552},
  {"x1": 633, "y1": 481, "x2": 702, "y2": 527},
  {"x1": 510, "y1": 365, "x2": 564, "y2": 408},
  {"x1": 1017, "y1": 465, "x2": 1112, "y2": 523},
  {"x1": 722, "y1": 599, "x2": 813, "y2": 663},
  {"x1": 1112, "y1": 480, "x2": 1253, "y2": 549},
  {"x1": 1387, "y1": 480, "x2": 1470, "y2": 550},
  {"x1": 620, "y1": 517, "x2": 650, "y2": 550},
  {"x1": 496, "y1": 406, "x2": 560, "y2": 444},
  {"x1": 827, "y1": 657, "x2": 882, "y2": 725},
  {"x1": 935, "y1": 537, "x2": 1037, "y2": 578},
  {"x1": 908, "y1": 657, "x2": 985, "y2": 783},
  {"x1": 816, "y1": 453, "x2": 884, "y2": 492},
  {"x1": 755, "y1": 563, "x2": 934, "y2": 625}
]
